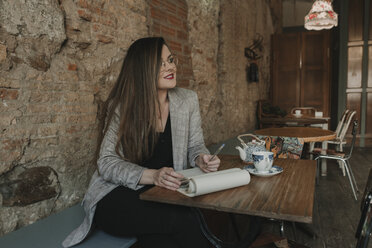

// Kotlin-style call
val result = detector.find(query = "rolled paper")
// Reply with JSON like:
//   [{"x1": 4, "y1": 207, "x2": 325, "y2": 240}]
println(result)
[{"x1": 178, "y1": 168, "x2": 251, "y2": 197}]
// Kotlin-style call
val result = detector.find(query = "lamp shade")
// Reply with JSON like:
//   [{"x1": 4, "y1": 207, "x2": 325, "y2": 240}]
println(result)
[{"x1": 304, "y1": 0, "x2": 338, "y2": 30}]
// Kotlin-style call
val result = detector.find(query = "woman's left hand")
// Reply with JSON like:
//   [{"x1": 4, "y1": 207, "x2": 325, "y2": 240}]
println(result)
[{"x1": 196, "y1": 153, "x2": 221, "y2": 173}]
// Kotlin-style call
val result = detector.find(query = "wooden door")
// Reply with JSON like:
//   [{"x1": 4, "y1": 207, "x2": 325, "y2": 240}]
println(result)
[
  {"x1": 301, "y1": 31, "x2": 331, "y2": 116},
  {"x1": 272, "y1": 33, "x2": 301, "y2": 111},
  {"x1": 271, "y1": 31, "x2": 331, "y2": 115}
]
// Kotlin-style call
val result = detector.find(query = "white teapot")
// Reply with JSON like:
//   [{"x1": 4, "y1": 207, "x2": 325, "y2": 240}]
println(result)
[{"x1": 235, "y1": 134, "x2": 266, "y2": 163}]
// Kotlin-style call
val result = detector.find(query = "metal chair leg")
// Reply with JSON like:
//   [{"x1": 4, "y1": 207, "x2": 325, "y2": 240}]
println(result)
[
  {"x1": 345, "y1": 159, "x2": 359, "y2": 192},
  {"x1": 343, "y1": 160, "x2": 358, "y2": 200}
]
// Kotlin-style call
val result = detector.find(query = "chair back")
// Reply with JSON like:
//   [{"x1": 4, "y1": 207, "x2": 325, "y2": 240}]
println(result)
[
  {"x1": 339, "y1": 110, "x2": 356, "y2": 142},
  {"x1": 356, "y1": 169, "x2": 372, "y2": 248},
  {"x1": 346, "y1": 120, "x2": 358, "y2": 159},
  {"x1": 335, "y1": 109, "x2": 350, "y2": 137}
]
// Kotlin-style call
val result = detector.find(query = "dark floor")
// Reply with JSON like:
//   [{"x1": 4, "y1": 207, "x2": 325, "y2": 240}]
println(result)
[
  {"x1": 206, "y1": 142, "x2": 372, "y2": 248},
  {"x1": 288, "y1": 146, "x2": 372, "y2": 248}
]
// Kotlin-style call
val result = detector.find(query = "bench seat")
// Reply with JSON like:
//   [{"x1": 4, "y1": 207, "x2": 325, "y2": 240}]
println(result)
[{"x1": 0, "y1": 204, "x2": 137, "y2": 248}]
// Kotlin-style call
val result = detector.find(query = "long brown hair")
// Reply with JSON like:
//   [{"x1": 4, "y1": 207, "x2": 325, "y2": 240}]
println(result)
[{"x1": 96, "y1": 37, "x2": 166, "y2": 169}]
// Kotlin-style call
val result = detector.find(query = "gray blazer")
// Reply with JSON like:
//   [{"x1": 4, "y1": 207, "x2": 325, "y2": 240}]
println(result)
[{"x1": 62, "y1": 87, "x2": 209, "y2": 247}]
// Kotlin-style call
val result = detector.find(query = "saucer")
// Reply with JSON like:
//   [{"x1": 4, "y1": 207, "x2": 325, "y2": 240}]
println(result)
[
  {"x1": 243, "y1": 165, "x2": 283, "y2": 177},
  {"x1": 293, "y1": 113, "x2": 303, "y2": 118}
]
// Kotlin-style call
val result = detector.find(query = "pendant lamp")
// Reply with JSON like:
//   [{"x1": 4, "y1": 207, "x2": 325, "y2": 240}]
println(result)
[{"x1": 304, "y1": 0, "x2": 338, "y2": 30}]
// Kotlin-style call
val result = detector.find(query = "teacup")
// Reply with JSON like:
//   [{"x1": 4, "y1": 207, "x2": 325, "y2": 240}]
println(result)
[
  {"x1": 252, "y1": 151, "x2": 274, "y2": 173},
  {"x1": 295, "y1": 110, "x2": 301, "y2": 116}
]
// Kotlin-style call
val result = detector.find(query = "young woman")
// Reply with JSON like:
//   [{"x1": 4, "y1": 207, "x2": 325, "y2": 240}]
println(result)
[{"x1": 63, "y1": 37, "x2": 220, "y2": 248}]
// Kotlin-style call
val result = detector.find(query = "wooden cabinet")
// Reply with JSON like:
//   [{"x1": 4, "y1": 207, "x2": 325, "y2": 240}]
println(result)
[{"x1": 271, "y1": 31, "x2": 331, "y2": 116}]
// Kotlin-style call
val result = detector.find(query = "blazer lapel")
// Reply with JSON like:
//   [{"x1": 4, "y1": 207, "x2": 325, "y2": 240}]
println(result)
[{"x1": 168, "y1": 89, "x2": 188, "y2": 171}]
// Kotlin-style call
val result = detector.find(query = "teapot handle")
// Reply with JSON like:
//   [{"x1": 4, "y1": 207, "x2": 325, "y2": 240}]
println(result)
[{"x1": 237, "y1": 134, "x2": 265, "y2": 145}]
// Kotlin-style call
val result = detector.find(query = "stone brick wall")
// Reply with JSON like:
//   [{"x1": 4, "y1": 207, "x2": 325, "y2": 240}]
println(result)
[
  {"x1": 0, "y1": 0, "x2": 281, "y2": 236},
  {"x1": 149, "y1": 0, "x2": 193, "y2": 88}
]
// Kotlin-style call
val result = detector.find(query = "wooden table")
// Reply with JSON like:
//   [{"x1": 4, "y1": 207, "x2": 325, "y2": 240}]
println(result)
[
  {"x1": 255, "y1": 127, "x2": 335, "y2": 142},
  {"x1": 255, "y1": 127, "x2": 336, "y2": 175},
  {"x1": 140, "y1": 155, "x2": 317, "y2": 224},
  {"x1": 260, "y1": 116, "x2": 328, "y2": 127}
]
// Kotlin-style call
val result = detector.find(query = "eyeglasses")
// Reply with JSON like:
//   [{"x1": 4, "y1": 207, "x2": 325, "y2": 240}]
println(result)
[{"x1": 160, "y1": 55, "x2": 178, "y2": 72}]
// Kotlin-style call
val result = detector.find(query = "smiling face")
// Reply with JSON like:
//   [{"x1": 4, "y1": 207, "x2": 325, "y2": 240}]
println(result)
[{"x1": 157, "y1": 45, "x2": 177, "y2": 91}]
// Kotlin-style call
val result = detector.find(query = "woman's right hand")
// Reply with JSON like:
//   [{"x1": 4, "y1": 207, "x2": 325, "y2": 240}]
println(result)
[
  {"x1": 141, "y1": 167, "x2": 184, "y2": 191},
  {"x1": 153, "y1": 167, "x2": 184, "y2": 191}
]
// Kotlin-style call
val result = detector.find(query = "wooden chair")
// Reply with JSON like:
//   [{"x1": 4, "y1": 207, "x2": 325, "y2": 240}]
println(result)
[
  {"x1": 290, "y1": 107, "x2": 317, "y2": 117},
  {"x1": 355, "y1": 169, "x2": 372, "y2": 248},
  {"x1": 257, "y1": 100, "x2": 286, "y2": 129},
  {"x1": 314, "y1": 120, "x2": 359, "y2": 200}
]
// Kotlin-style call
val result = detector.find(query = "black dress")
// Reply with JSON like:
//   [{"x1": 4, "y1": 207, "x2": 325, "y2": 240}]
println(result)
[{"x1": 94, "y1": 114, "x2": 210, "y2": 248}]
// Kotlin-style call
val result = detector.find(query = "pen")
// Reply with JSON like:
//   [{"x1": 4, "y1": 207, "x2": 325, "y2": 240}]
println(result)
[{"x1": 209, "y1": 143, "x2": 225, "y2": 162}]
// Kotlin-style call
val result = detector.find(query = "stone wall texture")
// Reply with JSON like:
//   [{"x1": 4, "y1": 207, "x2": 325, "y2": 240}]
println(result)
[{"x1": 0, "y1": 0, "x2": 282, "y2": 236}]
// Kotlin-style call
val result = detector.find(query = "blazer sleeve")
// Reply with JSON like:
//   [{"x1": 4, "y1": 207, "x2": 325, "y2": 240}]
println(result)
[
  {"x1": 97, "y1": 110, "x2": 145, "y2": 190},
  {"x1": 187, "y1": 92, "x2": 210, "y2": 167}
]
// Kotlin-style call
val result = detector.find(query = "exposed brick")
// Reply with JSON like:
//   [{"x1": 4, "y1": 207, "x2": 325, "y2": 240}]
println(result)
[
  {"x1": 160, "y1": 25, "x2": 177, "y2": 37},
  {"x1": 151, "y1": 8, "x2": 167, "y2": 21},
  {"x1": 163, "y1": 1, "x2": 177, "y2": 13},
  {"x1": 206, "y1": 57, "x2": 214, "y2": 63},
  {"x1": 168, "y1": 40, "x2": 182, "y2": 52},
  {"x1": 177, "y1": 30, "x2": 188, "y2": 41},
  {"x1": 68, "y1": 64, "x2": 77, "y2": 71},
  {"x1": 177, "y1": 79, "x2": 189, "y2": 88},
  {"x1": 153, "y1": 24, "x2": 161, "y2": 35},
  {"x1": 174, "y1": 0, "x2": 187, "y2": 9},
  {"x1": 56, "y1": 104, "x2": 97, "y2": 114},
  {"x1": 66, "y1": 114, "x2": 96, "y2": 124},
  {"x1": 182, "y1": 21, "x2": 188, "y2": 30},
  {"x1": 167, "y1": 15, "x2": 183, "y2": 28},
  {"x1": 177, "y1": 6, "x2": 187, "y2": 19},
  {"x1": 98, "y1": 17, "x2": 117, "y2": 28},
  {"x1": 77, "y1": 0, "x2": 88, "y2": 8},
  {"x1": 96, "y1": 34, "x2": 113, "y2": 44},
  {"x1": 182, "y1": 67, "x2": 194, "y2": 77},
  {"x1": 65, "y1": 124, "x2": 84, "y2": 134},
  {"x1": 77, "y1": 9, "x2": 92, "y2": 21},
  {"x1": 87, "y1": 5, "x2": 102, "y2": 15},
  {"x1": 183, "y1": 45, "x2": 190, "y2": 54},
  {"x1": 92, "y1": 23, "x2": 101, "y2": 32},
  {"x1": 150, "y1": 0, "x2": 161, "y2": 7},
  {"x1": 0, "y1": 88, "x2": 19, "y2": 100}
]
